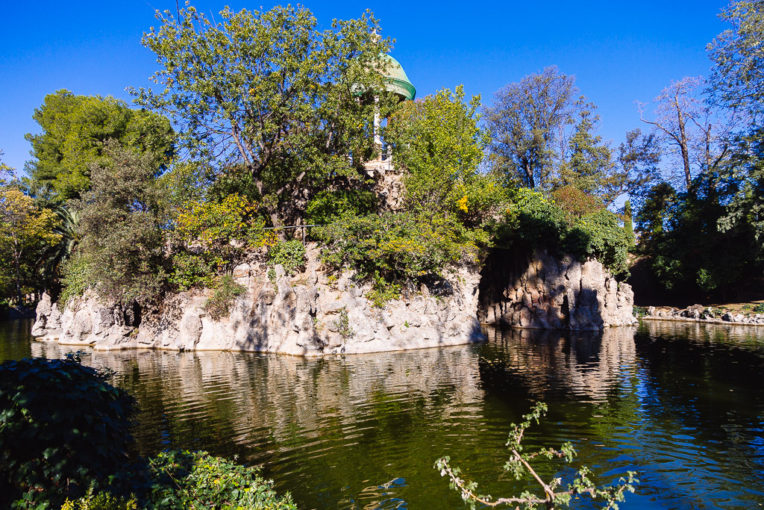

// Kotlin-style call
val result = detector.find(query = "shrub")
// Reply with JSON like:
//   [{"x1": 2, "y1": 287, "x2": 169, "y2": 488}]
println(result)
[
  {"x1": 268, "y1": 240, "x2": 306, "y2": 276},
  {"x1": 172, "y1": 194, "x2": 275, "y2": 284},
  {"x1": 305, "y1": 189, "x2": 377, "y2": 226},
  {"x1": 0, "y1": 356, "x2": 135, "y2": 509},
  {"x1": 568, "y1": 209, "x2": 631, "y2": 278},
  {"x1": 316, "y1": 212, "x2": 482, "y2": 288},
  {"x1": 62, "y1": 489, "x2": 138, "y2": 510},
  {"x1": 167, "y1": 252, "x2": 215, "y2": 291},
  {"x1": 494, "y1": 188, "x2": 568, "y2": 250},
  {"x1": 73, "y1": 142, "x2": 170, "y2": 305},
  {"x1": 494, "y1": 188, "x2": 631, "y2": 278},
  {"x1": 146, "y1": 450, "x2": 296, "y2": 509},
  {"x1": 551, "y1": 185, "x2": 605, "y2": 220},
  {"x1": 205, "y1": 275, "x2": 245, "y2": 320},
  {"x1": 59, "y1": 253, "x2": 92, "y2": 305}
]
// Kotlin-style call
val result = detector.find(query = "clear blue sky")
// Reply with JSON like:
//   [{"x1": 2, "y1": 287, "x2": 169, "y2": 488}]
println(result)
[{"x1": 0, "y1": 0, "x2": 729, "y2": 174}]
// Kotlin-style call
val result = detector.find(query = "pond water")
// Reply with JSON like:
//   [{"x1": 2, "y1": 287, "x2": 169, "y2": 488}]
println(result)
[{"x1": 1, "y1": 319, "x2": 763, "y2": 509}]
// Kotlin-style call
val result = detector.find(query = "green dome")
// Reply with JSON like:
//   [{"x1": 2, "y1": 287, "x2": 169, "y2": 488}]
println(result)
[{"x1": 380, "y1": 54, "x2": 416, "y2": 100}]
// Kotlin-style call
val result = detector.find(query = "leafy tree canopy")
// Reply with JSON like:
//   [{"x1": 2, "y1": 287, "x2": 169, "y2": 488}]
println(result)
[
  {"x1": 0, "y1": 187, "x2": 61, "y2": 304},
  {"x1": 708, "y1": 0, "x2": 764, "y2": 124},
  {"x1": 25, "y1": 90, "x2": 174, "y2": 202},
  {"x1": 387, "y1": 86, "x2": 503, "y2": 224},
  {"x1": 135, "y1": 4, "x2": 397, "y2": 227},
  {"x1": 68, "y1": 142, "x2": 170, "y2": 304},
  {"x1": 485, "y1": 66, "x2": 577, "y2": 190}
]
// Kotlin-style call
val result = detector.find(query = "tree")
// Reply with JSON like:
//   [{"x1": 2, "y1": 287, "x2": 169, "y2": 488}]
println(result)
[
  {"x1": 70, "y1": 142, "x2": 169, "y2": 304},
  {"x1": 610, "y1": 129, "x2": 662, "y2": 207},
  {"x1": 485, "y1": 67, "x2": 577, "y2": 189},
  {"x1": 556, "y1": 100, "x2": 618, "y2": 202},
  {"x1": 639, "y1": 77, "x2": 730, "y2": 190},
  {"x1": 707, "y1": 0, "x2": 764, "y2": 125},
  {"x1": 0, "y1": 188, "x2": 61, "y2": 304},
  {"x1": 135, "y1": 4, "x2": 395, "y2": 228},
  {"x1": 25, "y1": 90, "x2": 174, "y2": 202},
  {"x1": 386, "y1": 86, "x2": 503, "y2": 224},
  {"x1": 708, "y1": 0, "x2": 763, "y2": 253},
  {"x1": 0, "y1": 151, "x2": 15, "y2": 186}
]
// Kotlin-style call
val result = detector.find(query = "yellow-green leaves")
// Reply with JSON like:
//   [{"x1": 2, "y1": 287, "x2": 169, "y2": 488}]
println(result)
[{"x1": 0, "y1": 188, "x2": 61, "y2": 303}]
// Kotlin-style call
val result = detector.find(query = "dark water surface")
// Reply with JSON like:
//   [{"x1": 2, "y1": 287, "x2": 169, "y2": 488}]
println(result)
[{"x1": 1, "y1": 319, "x2": 763, "y2": 509}]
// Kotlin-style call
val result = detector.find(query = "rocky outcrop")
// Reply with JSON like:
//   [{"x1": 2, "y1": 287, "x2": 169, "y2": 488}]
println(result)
[
  {"x1": 32, "y1": 246, "x2": 637, "y2": 354},
  {"x1": 32, "y1": 245, "x2": 484, "y2": 355},
  {"x1": 644, "y1": 305, "x2": 764, "y2": 325},
  {"x1": 478, "y1": 249, "x2": 636, "y2": 330}
]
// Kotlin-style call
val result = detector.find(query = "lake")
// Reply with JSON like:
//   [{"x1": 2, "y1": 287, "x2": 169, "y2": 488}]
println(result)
[{"x1": 1, "y1": 319, "x2": 762, "y2": 509}]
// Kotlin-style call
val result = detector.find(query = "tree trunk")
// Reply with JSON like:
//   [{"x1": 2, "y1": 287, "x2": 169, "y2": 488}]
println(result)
[{"x1": 676, "y1": 107, "x2": 692, "y2": 189}]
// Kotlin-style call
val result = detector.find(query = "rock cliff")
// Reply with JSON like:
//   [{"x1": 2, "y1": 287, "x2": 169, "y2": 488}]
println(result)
[
  {"x1": 32, "y1": 247, "x2": 635, "y2": 354},
  {"x1": 32, "y1": 246, "x2": 484, "y2": 355},
  {"x1": 478, "y1": 249, "x2": 636, "y2": 330}
]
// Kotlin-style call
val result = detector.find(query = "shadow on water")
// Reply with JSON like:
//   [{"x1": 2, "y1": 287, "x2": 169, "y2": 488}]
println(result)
[{"x1": 2, "y1": 320, "x2": 763, "y2": 508}]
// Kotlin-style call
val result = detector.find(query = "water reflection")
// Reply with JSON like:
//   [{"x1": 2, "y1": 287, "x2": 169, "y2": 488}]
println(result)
[
  {"x1": 480, "y1": 327, "x2": 637, "y2": 403},
  {"x1": 5, "y1": 321, "x2": 764, "y2": 508}
]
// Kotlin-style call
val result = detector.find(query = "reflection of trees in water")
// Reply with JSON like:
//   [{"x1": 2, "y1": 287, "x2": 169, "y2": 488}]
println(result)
[
  {"x1": 641, "y1": 319, "x2": 764, "y2": 347},
  {"x1": 479, "y1": 326, "x2": 637, "y2": 403},
  {"x1": 635, "y1": 323, "x2": 764, "y2": 463},
  {"x1": 0, "y1": 319, "x2": 33, "y2": 361},
  {"x1": 29, "y1": 344, "x2": 485, "y2": 456},
  {"x1": 629, "y1": 322, "x2": 764, "y2": 505}
]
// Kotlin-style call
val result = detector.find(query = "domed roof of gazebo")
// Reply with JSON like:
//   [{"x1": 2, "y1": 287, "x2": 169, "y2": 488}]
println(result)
[{"x1": 380, "y1": 54, "x2": 416, "y2": 100}]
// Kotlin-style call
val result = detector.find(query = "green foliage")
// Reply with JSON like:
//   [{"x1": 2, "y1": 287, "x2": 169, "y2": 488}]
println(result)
[
  {"x1": 551, "y1": 185, "x2": 605, "y2": 220},
  {"x1": 59, "y1": 253, "x2": 92, "y2": 305},
  {"x1": 62, "y1": 488, "x2": 138, "y2": 510},
  {"x1": 386, "y1": 86, "x2": 493, "y2": 220},
  {"x1": 135, "y1": 4, "x2": 396, "y2": 226},
  {"x1": 268, "y1": 240, "x2": 306, "y2": 276},
  {"x1": 63, "y1": 451, "x2": 297, "y2": 510},
  {"x1": 0, "y1": 356, "x2": 136, "y2": 509},
  {"x1": 334, "y1": 308, "x2": 354, "y2": 339},
  {"x1": 172, "y1": 194, "x2": 273, "y2": 288},
  {"x1": 556, "y1": 100, "x2": 619, "y2": 203},
  {"x1": 167, "y1": 252, "x2": 214, "y2": 292},
  {"x1": 707, "y1": 0, "x2": 764, "y2": 123},
  {"x1": 614, "y1": 129, "x2": 662, "y2": 207},
  {"x1": 435, "y1": 402, "x2": 638, "y2": 509},
  {"x1": 305, "y1": 189, "x2": 377, "y2": 226},
  {"x1": 0, "y1": 187, "x2": 61, "y2": 304},
  {"x1": 205, "y1": 275, "x2": 245, "y2": 320},
  {"x1": 317, "y1": 212, "x2": 482, "y2": 290},
  {"x1": 495, "y1": 188, "x2": 569, "y2": 253},
  {"x1": 156, "y1": 161, "x2": 211, "y2": 211},
  {"x1": 366, "y1": 279, "x2": 401, "y2": 308},
  {"x1": 485, "y1": 66, "x2": 577, "y2": 190},
  {"x1": 25, "y1": 90, "x2": 173, "y2": 202},
  {"x1": 636, "y1": 171, "x2": 763, "y2": 299},
  {"x1": 73, "y1": 142, "x2": 169, "y2": 305},
  {"x1": 0, "y1": 357, "x2": 295, "y2": 510},
  {"x1": 495, "y1": 189, "x2": 631, "y2": 278},
  {"x1": 567, "y1": 210, "x2": 631, "y2": 278},
  {"x1": 146, "y1": 450, "x2": 295, "y2": 510}
]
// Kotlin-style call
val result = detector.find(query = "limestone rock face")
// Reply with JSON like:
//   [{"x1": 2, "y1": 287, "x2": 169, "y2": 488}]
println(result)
[
  {"x1": 32, "y1": 291, "x2": 133, "y2": 346},
  {"x1": 32, "y1": 245, "x2": 484, "y2": 355},
  {"x1": 32, "y1": 246, "x2": 637, "y2": 354},
  {"x1": 31, "y1": 293, "x2": 61, "y2": 337},
  {"x1": 478, "y1": 249, "x2": 636, "y2": 330}
]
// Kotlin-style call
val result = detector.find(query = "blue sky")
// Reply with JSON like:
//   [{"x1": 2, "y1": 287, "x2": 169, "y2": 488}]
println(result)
[{"x1": 0, "y1": 0, "x2": 729, "y2": 174}]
